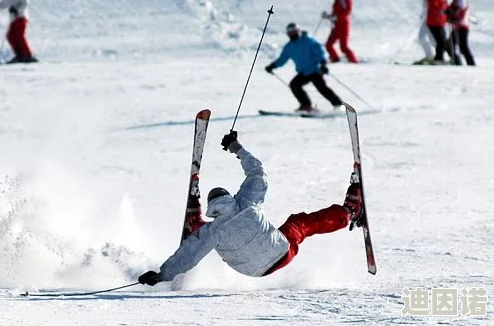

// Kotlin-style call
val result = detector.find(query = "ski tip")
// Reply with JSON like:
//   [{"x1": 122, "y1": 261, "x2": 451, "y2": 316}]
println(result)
[
  {"x1": 197, "y1": 109, "x2": 211, "y2": 120},
  {"x1": 343, "y1": 102, "x2": 357, "y2": 114},
  {"x1": 368, "y1": 265, "x2": 377, "y2": 275},
  {"x1": 20, "y1": 291, "x2": 29, "y2": 297}
]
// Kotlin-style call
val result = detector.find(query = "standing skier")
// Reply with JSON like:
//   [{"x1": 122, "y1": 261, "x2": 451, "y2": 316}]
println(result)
[
  {"x1": 426, "y1": 0, "x2": 448, "y2": 64},
  {"x1": 0, "y1": 0, "x2": 37, "y2": 64},
  {"x1": 138, "y1": 131, "x2": 363, "y2": 286},
  {"x1": 446, "y1": 0, "x2": 475, "y2": 66},
  {"x1": 415, "y1": 0, "x2": 436, "y2": 65},
  {"x1": 321, "y1": 0, "x2": 359, "y2": 64},
  {"x1": 264, "y1": 22, "x2": 344, "y2": 113}
]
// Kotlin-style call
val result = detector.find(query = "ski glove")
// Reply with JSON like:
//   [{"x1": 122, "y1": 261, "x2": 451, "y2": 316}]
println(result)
[
  {"x1": 265, "y1": 63, "x2": 275, "y2": 74},
  {"x1": 221, "y1": 131, "x2": 241, "y2": 153},
  {"x1": 138, "y1": 270, "x2": 162, "y2": 286}
]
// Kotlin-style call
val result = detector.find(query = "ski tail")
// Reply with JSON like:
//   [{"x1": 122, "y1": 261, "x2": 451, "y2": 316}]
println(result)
[
  {"x1": 344, "y1": 102, "x2": 377, "y2": 275},
  {"x1": 180, "y1": 109, "x2": 211, "y2": 244}
]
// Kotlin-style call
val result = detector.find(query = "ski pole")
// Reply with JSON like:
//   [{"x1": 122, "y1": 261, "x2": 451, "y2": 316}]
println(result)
[
  {"x1": 230, "y1": 5, "x2": 274, "y2": 132},
  {"x1": 313, "y1": 17, "x2": 324, "y2": 37},
  {"x1": 20, "y1": 281, "x2": 140, "y2": 297},
  {"x1": 447, "y1": 24, "x2": 459, "y2": 65},
  {"x1": 391, "y1": 16, "x2": 422, "y2": 63},
  {"x1": 330, "y1": 73, "x2": 375, "y2": 110},
  {"x1": 271, "y1": 71, "x2": 290, "y2": 87}
]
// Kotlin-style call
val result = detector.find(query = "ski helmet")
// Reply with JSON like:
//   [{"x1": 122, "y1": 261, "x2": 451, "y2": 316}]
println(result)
[{"x1": 207, "y1": 187, "x2": 230, "y2": 203}]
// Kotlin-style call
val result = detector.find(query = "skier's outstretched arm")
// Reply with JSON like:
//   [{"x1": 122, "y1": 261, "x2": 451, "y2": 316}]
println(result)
[
  {"x1": 138, "y1": 224, "x2": 218, "y2": 285},
  {"x1": 265, "y1": 45, "x2": 291, "y2": 73},
  {"x1": 221, "y1": 131, "x2": 268, "y2": 206},
  {"x1": 159, "y1": 224, "x2": 217, "y2": 281}
]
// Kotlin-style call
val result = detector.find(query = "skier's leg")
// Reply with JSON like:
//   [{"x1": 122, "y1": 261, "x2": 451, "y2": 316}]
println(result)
[
  {"x1": 14, "y1": 18, "x2": 33, "y2": 60},
  {"x1": 437, "y1": 27, "x2": 447, "y2": 62},
  {"x1": 263, "y1": 205, "x2": 350, "y2": 275},
  {"x1": 281, "y1": 205, "x2": 350, "y2": 240},
  {"x1": 418, "y1": 22, "x2": 435, "y2": 59},
  {"x1": 338, "y1": 22, "x2": 359, "y2": 63},
  {"x1": 325, "y1": 28, "x2": 340, "y2": 63},
  {"x1": 6, "y1": 22, "x2": 20, "y2": 58},
  {"x1": 289, "y1": 74, "x2": 312, "y2": 107},
  {"x1": 310, "y1": 73, "x2": 343, "y2": 106},
  {"x1": 458, "y1": 28, "x2": 475, "y2": 66},
  {"x1": 450, "y1": 29, "x2": 462, "y2": 65},
  {"x1": 429, "y1": 26, "x2": 446, "y2": 61}
]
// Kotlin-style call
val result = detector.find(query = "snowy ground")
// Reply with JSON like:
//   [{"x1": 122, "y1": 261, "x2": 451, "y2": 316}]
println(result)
[{"x1": 1, "y1": 1, "x2": 493, "y2": 325}]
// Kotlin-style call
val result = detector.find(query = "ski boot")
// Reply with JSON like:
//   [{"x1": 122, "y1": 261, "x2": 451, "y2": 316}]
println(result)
[{"x1": 344, "y1": 172, "x2": 363, "y2": 231}]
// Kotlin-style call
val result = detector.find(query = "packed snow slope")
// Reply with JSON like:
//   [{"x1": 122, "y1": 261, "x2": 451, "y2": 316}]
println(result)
[{"x1": 0, "y1": 0, "x2": 493, "y2": 325}]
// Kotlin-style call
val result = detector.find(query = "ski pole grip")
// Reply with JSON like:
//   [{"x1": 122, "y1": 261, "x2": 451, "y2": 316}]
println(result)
[{"x1": 222, "y1": 130, "x2": 238, "y2": 151}]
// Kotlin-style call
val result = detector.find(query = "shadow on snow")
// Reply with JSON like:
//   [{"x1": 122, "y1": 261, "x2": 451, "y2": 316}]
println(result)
[{"x1": 126, "y1": 114, "x2": 262, "y2": 130}]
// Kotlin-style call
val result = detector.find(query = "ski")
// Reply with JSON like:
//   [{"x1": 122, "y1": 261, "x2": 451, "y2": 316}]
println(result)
[
  {"x1": 180, "y1": 109, "x2": 211, "y2": 244},
  {"x1": 258, "y1": 109, "x2": 345, "y2": 119},
  {"x1": 344, "y1": 102, "x2": 377, "y2": 275},
  {"x1": 258, "y1": 110, "x2": 302, "y2": 117}
]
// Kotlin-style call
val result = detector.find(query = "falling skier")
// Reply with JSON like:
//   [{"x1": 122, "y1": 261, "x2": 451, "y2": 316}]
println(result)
[{"x1": 138, "y1": 131, "x2": 363, "y2": 286}]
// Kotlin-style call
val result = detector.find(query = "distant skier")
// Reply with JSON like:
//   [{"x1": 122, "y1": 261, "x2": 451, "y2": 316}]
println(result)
[
  {"x1": 414, "y1": 0, "x2": 436, "y2": 65},
  {"x1": 0, "y1": 0, "x2": 37, "y2": 64},
  {"x1": 321, "y1": 0, "x2": 359, "y2": 64},
  {"x1": 426, "y1": 0, "x2": 448, "y2": 65},
  {"x1": 445, "y1": 0, "x2": 475, "y2": 66},
  {"x1": 264, "y1": 22, "x2": 344, "y2": 113},
  {"x1": 138, "y1": 131, "x2": 363, "y2": 286}
]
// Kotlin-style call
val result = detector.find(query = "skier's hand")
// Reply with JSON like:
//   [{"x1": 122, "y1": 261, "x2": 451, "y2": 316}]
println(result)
[
  {"x1": 265, "y1": 63, "x2": 275, "y2": 74},
  {"x1": 349, "y1": 216, "x2": 363, "y2": 231},
  {"x1": 321, "y1": 11, "x2": 328, "y2": 19},
  {"x1": 320, "y1": 63, "x2": 329, "y2": 75},
  {"x1": 138, "y1": 270, "x2": 162, "y2": 286},
  {"x1": 221, "y1": 130, "x2": 241, "y2": 153}
]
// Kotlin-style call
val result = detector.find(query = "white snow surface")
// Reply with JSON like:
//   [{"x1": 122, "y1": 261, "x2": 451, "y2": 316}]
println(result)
[{"x1": 1, "y1": 0, "x2": 493, "y2": 325}]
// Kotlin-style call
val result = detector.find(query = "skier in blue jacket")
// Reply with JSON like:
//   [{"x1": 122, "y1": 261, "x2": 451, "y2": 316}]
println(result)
[
  {"x1": 265, "y1": 22, "x2": 344, "y2": 113},
  {"x1": 138, "y1": 131, "x2": 362, "y2": 286}
]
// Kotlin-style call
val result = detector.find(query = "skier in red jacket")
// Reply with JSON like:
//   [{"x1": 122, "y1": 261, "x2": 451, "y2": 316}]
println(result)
[
  {"x1": 446, "y1": 0, "x2": 475, "y2": 65},
  {"x1": 426, "y1": 0, "x2": 448, "y2": 64},
  {"x1": 0, "y1": 0, "x2": 37, "y2": 64},
  {"x1": 322, "y1": 0, "x2": 359, "y2": 64}
]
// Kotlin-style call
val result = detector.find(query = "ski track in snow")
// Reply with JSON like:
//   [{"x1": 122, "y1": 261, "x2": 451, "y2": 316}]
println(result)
[
  {"x1": 0, "y1": 289, "x2": 492, "y2": 325},
  {"x1": 1, "y1": 0, "x2": 494, "y2": 325}
]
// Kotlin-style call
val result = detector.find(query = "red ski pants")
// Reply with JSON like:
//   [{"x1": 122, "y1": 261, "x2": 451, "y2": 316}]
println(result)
[
  {"x1": 263, "y1": 204, "x2": 350, "y2": 275},
  {"x1": 325, "y1": 20, "x2": 358, "y2": 63},
  {"x1": 7, "y1": 17, "x2": 33, "y2": 59}
]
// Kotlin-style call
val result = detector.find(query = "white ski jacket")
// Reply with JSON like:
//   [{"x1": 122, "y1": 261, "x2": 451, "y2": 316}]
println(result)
[
  {"x1": 160, "y1": 146, "x2": 289, "y2": 280},
  {"x1": 0, "y1": 0, "x2": 28, "y2": 21}
]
